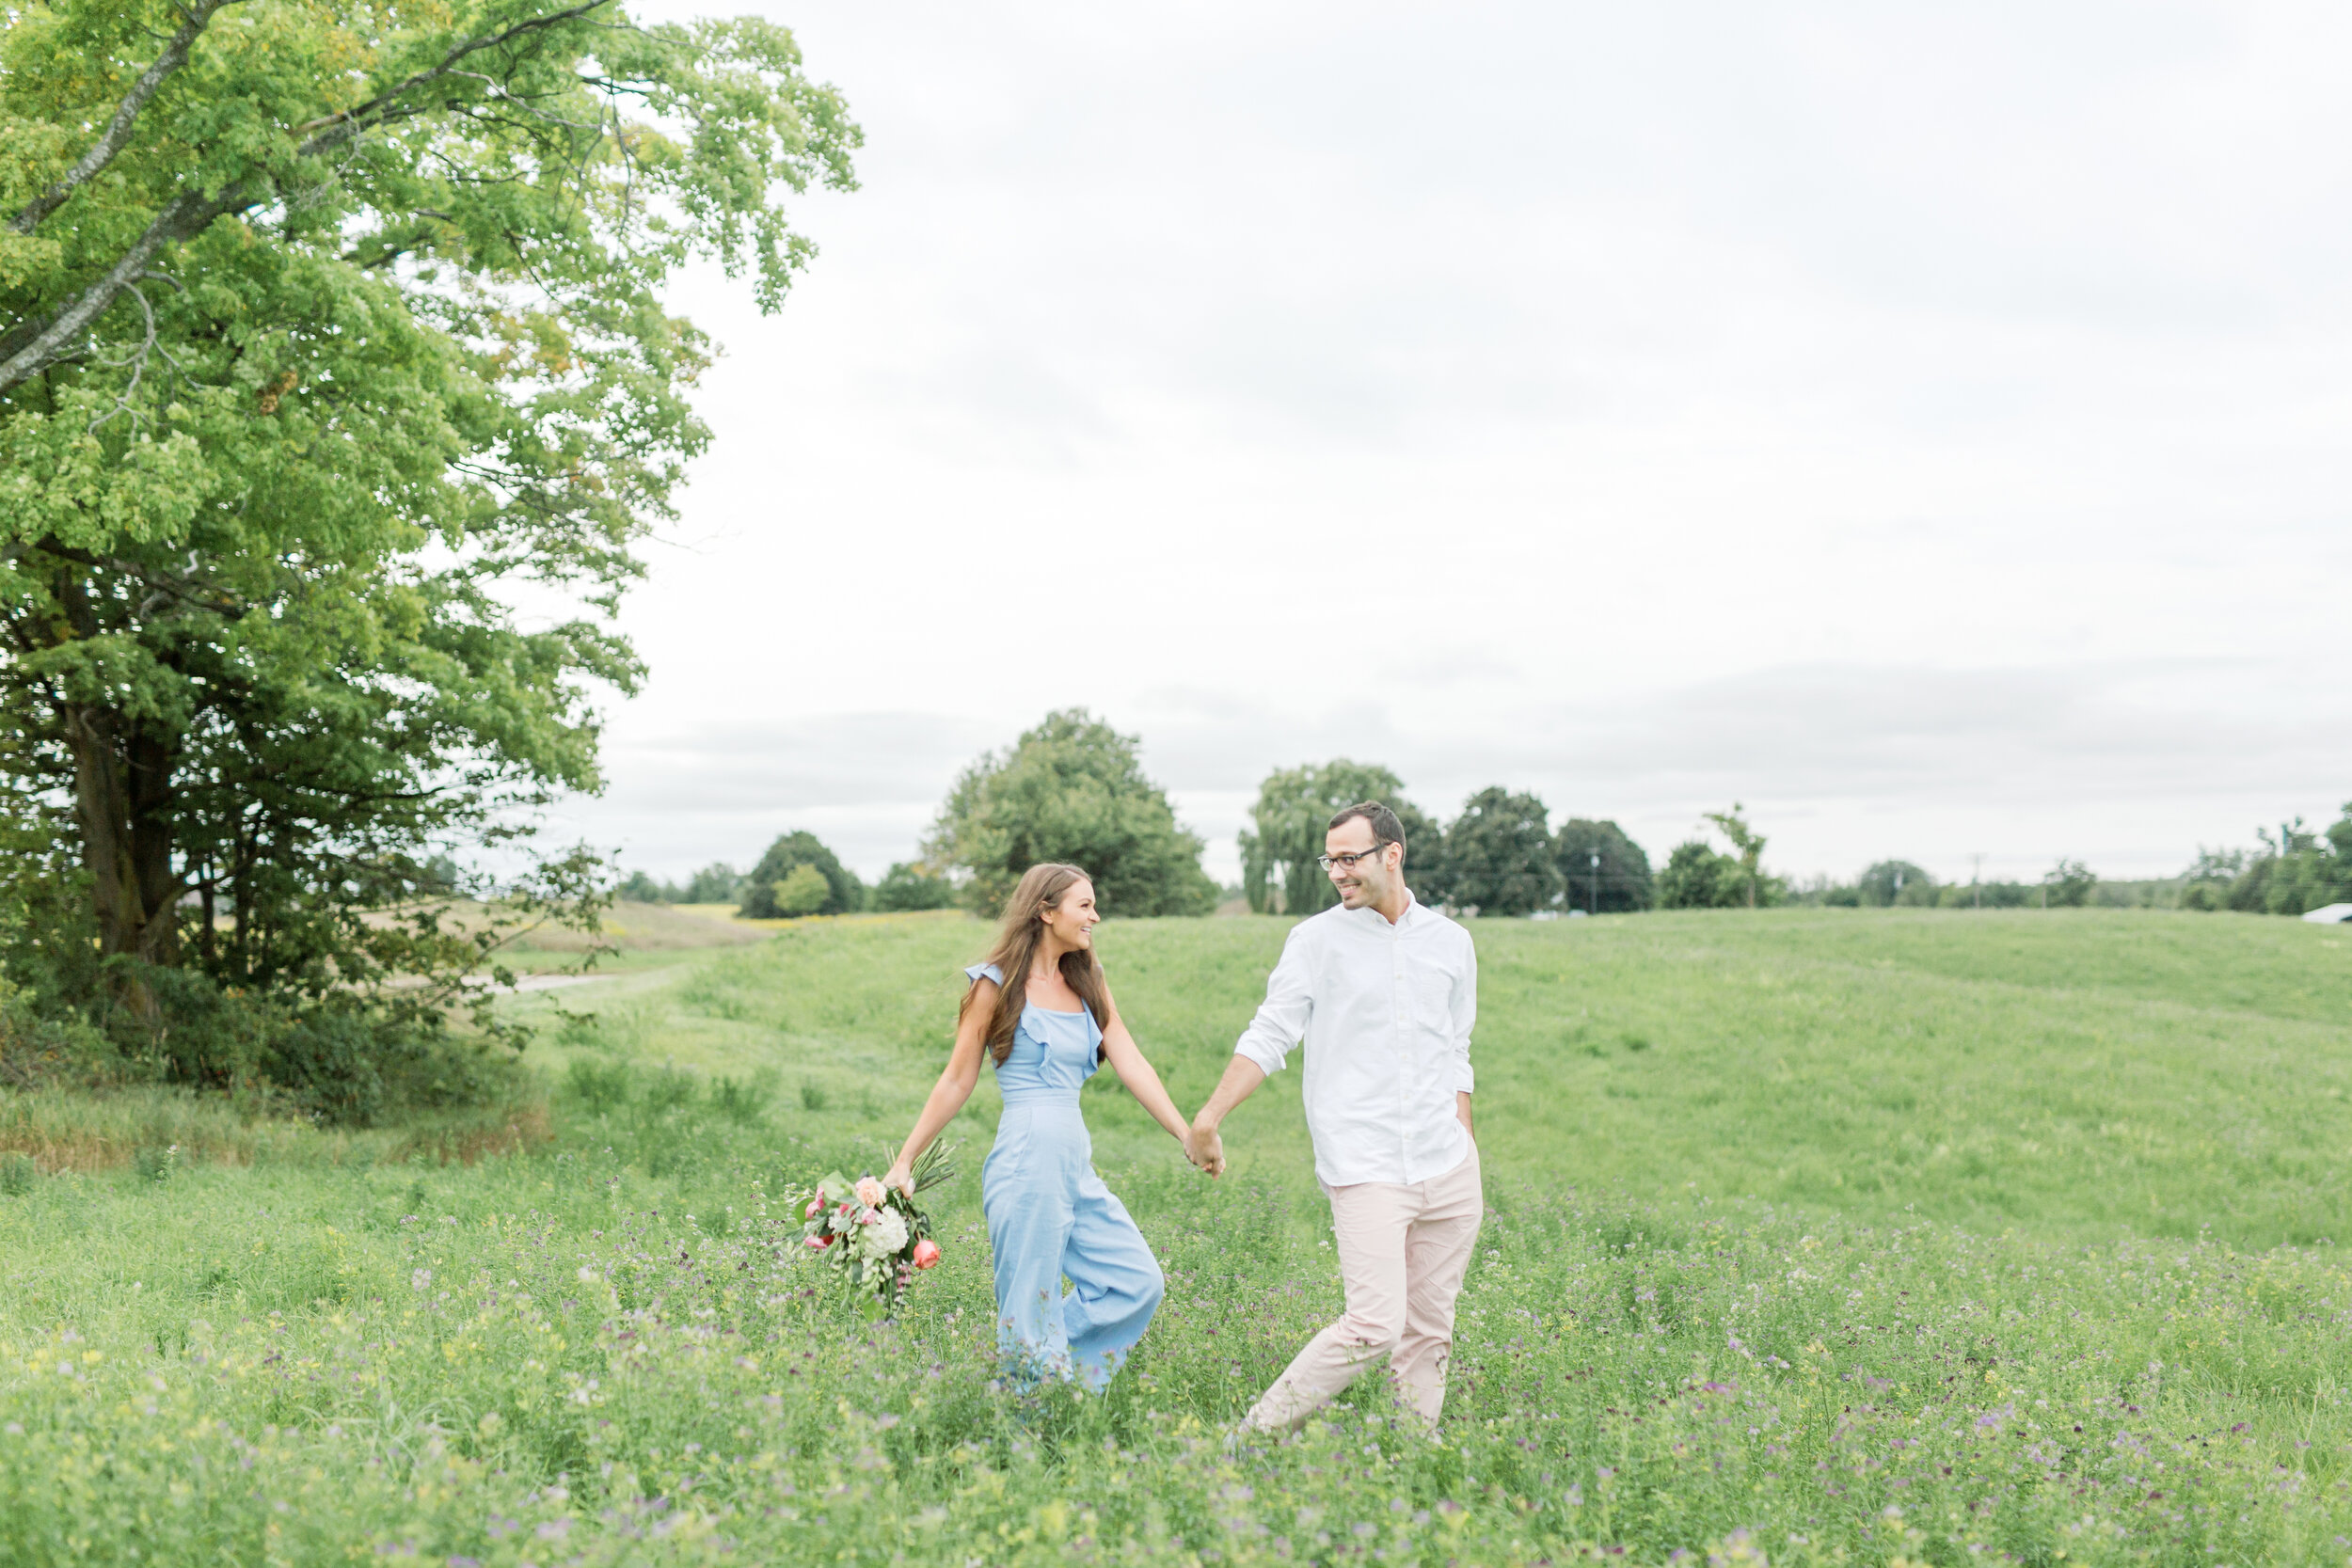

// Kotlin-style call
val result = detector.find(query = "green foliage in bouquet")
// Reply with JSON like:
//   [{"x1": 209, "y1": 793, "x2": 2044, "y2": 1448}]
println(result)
[{"x1": 788, "y1": 1143, "x2": 955, "y2": 1316}]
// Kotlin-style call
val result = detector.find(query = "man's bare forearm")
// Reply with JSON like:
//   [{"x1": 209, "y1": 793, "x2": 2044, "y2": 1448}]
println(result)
[
  {"x1": 1193, "y1": 1055, "x2": 1267, "y2": 1130},
  {"x1": 1457, "y1": 1090, "x2": 1474, "y2": 1137}
]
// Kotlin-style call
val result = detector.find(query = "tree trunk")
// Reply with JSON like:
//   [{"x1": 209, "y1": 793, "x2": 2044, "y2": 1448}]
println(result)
[
  {"x1": 63, "y1": 702, "x2": 181, "y2": 1015},
  {"x1": 198, "y1": 869, "x2": 217, "y2": 969}
]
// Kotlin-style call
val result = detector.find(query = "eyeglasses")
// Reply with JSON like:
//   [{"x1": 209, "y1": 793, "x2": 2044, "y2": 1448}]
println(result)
[{"x1": 1317, "y1": 844, "x2": 1392, "y2": 872}]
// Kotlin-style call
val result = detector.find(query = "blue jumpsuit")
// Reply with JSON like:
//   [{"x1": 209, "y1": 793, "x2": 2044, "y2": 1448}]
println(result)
[{"x1": 969, "y1": 962, "x2": 1165, "y2": 1389}]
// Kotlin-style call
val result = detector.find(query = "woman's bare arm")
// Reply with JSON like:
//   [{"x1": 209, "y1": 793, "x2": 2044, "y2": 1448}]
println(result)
[
  {"x1": 1099, "y1": 990, "x2": 1216, "y2": 1168},
  {"x1": 883, "y1": 979, "x2": 993, "y2": 1196}
]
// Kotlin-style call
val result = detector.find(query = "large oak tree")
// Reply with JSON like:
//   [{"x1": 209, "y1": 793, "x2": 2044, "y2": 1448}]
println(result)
[
  {"x1": 0, "y1": 1, "x2": 856, "y2": 1017},
  {"x1": 1444, "y1": 785, "x2": 1556, "y2": 917},
  {"x1": 1552, "y1": 816, "x2": 1652, "y2": 914},
  {"x1": 928, "y1": 711, "x2": 1217, "y2": 919}
]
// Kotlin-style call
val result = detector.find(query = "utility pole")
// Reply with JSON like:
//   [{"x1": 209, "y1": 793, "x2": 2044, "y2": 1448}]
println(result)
[{"x1": 1589, "y1": 850, "x2": 1600, "y2": 915}]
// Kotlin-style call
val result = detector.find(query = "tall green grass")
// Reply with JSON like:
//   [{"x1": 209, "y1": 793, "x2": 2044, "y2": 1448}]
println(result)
[
  {"x1": 0, "y1": 908, "x2": 2346, "y2": 1564},
  {"x1": 0, "y1": 1084, "x2": 547, "y2": 1173},
  {"x1": 556, "y1": 905, "x2": 2352, "y2": 1246}
]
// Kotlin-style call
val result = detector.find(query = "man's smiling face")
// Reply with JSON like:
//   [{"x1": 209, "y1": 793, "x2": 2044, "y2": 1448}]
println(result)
[{"x1": 1325, "y1": 816, "x2": 1402, "y2": 911}]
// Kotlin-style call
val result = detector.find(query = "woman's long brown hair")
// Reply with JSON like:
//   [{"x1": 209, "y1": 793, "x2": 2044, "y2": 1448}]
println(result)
[{"x1": 961, "y1": 863, "x2": 1110, "y2": 1067}]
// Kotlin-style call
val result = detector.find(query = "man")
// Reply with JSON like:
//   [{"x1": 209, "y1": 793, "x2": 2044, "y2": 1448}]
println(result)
[{"x1": 1187, "y1": 800, "x2": 1481, "y2": 1434}]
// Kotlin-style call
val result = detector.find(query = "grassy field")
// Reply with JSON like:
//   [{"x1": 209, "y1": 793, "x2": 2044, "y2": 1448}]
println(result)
[{"x1": 0, "y1": 908, "x2": 2347, "y2": 1564}]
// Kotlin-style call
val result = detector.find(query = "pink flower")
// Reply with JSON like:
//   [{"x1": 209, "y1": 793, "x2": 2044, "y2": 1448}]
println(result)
[
  {"x1": 804, "y1": 1234, "x2": 832, "y2": 1249},
  {"x1": 912, "y1": 1239, "x2": 942, "y2": 1270},
  {"x1": 854, "y1": 1176, "x2": 887, "y2": 1209},
  {"x1": 803, "y1": 1196, "x2": 823, "y2": 1219},
  {"x1": 857, "y1": 1207, "x2": 879, "y2": 1226}
]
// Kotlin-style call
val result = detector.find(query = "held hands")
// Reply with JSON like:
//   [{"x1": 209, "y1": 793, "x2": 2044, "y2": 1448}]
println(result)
[{"x1": 1184, "y1": 1121, "x2": 1226, "y2": 1178}]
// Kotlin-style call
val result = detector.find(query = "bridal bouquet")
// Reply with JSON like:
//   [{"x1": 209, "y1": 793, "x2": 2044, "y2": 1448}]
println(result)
[{"x1": 788, "y1": 1144, "x2": 954, "y2": 1313}]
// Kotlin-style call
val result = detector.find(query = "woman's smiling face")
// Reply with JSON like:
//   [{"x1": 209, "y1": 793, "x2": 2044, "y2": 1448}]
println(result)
[{"x1": 1041, "y1": 878, "x2": 1099, "y2": 947}]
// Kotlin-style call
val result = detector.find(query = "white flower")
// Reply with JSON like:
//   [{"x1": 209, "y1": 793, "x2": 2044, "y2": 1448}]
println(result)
[{"x1": 862, "y1": 1208, "x2": 909, "y2": 1256}]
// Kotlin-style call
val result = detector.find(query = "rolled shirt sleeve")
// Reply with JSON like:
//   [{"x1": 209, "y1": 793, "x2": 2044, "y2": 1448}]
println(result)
[
  {"x1": 1232, "y1": 926, "x2": 1313, "y2": 1076},
  {"x1": 1451, "y1": 940, "x2": 1477, "y2": 1094}
]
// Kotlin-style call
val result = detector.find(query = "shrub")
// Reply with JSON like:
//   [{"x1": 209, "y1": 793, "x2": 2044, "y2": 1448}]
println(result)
[
  {"x1": 1858, "y1": 860, "x2": 1933, "y2": 907},
  {"x1": 2181, "y1": 880, "x2": 2228, "y2": 912},
  {"x1": 770, "y1": 864, "x2": 832, "y2": 917},
  {"x1": 266, "y1": 1004, "x2": 520, "y2": 1128},
  {"x1": 0, "y1": 961, "x2": 529, "y2": 1128},
  {"x1": 256, "y1": 1006, "x2": 388, "y2": 1124},
  {"x1": 1659, "y1": 841, "x2": 1744, "y2": 909},
  {"x1": 871, "y1": 862, "x2": 958, "y2": 912},
  {"x1": 0, "y1": 980, "x2": 115, "y2": 1089},
  {"x1": 2042, "y1": 858, "x2": 2097, "y2": 907},
  {"x1": 129, "y1": 965, "x2": 276, "y2": 1088},
  {"x1": 739, "y1": 833, "x2": 863, "y2": 920}
]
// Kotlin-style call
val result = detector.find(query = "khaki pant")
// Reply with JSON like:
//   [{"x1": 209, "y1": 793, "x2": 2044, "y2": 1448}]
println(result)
[{"x1": 1243, "y1": 1144, "x2": 1483, "y2": 1433}]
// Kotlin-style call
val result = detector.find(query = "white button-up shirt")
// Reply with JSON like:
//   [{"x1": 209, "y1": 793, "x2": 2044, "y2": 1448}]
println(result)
[{"x1": 1232, "y1": 895, "x2": 1477, "y2": 1189}]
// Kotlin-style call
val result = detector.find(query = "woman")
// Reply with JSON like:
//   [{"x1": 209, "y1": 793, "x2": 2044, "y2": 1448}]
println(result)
[{"x1": 885, "y1": 863, "x2": 1206, "y2": 1389}]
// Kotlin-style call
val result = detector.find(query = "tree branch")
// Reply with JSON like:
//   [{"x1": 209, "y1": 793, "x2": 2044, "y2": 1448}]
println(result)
[
  {"x1": 27, "y1": 538, "x2": 247, "y2": 618},
  {"x1": 85, "y1": 282, "x2": 159, "y2": 433},
  {"x1": 0, "y1": 1, "x2": 617, "y2": 397},
  {"x1": 8, "y1": 0, "x2": 244, "y2": 236},
  {"x1": 0, "y1": 183, "x2": 253, "y2": 396},
  {"x1": 289, "y1": 0, "x2": 615, "y2": 145}
]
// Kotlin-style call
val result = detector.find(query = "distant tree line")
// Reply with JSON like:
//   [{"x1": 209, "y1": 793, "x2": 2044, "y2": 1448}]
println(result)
[
  {"x1": 1789, "y1": 858, "x2": 2099, "y2": 910},
  {"x1": 619, "y1": 864, "x2": 753, "y2": 907},
  {"x1": 629, "y1": 726, "x2": 2352, "y2": 929},
  {"x1": 621, "y1": 847, "x2": 961, "y2": 918},
  {"x1": 2176, "y1": 806, "x2": 2352, "y2": 915},
  {"x1": 1778, "y1": 799, "x2": 2352, "y2": 916}
]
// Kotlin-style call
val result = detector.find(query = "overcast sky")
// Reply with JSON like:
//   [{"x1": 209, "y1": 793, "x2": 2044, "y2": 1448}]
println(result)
[{"x1": 549, "y1": 0, "x2": 2352, "y2": 891}]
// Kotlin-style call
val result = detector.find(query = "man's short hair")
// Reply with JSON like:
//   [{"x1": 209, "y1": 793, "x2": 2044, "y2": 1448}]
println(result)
[{"x1": 1327, "y1": 800, "x2": 1405, "y2": 850}]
